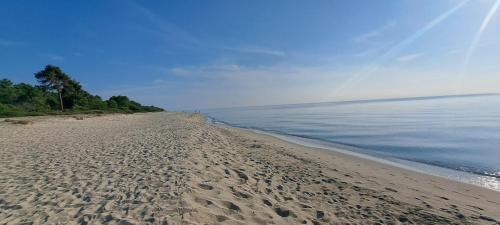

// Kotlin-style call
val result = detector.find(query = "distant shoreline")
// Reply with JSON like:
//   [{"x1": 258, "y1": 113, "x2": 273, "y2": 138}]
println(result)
[{"x1": 202, "y1": 92, "x2": 500, "y2": 111}]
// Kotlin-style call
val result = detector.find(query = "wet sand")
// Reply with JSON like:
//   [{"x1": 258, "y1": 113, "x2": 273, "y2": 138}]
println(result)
[{"x1": 1, "y1": 112, "x2": 499, "y2": 224}]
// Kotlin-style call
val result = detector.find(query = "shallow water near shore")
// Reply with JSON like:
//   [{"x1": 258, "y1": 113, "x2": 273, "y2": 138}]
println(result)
[{"x1": 203, "y1": 94, "x2": 500, "y2": 191}]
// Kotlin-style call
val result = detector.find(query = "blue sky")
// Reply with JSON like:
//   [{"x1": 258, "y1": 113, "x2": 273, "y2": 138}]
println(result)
[{"x1": 1, "y1": 0, "x2": 499, "y2": 110}]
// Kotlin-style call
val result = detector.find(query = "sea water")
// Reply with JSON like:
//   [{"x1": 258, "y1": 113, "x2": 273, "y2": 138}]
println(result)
[{"x1": 202, "y1": 94, "x2": 500, "y2": 191}]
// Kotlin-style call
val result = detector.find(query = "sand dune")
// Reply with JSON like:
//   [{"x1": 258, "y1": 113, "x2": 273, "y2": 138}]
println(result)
[{"x1": 1, "y1": 112, "x2": 499, "y2": 224}]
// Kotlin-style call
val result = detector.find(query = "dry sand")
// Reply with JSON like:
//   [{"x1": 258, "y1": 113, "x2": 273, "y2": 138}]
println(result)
[{"x1": 1, "y1": 112, "x2": 499, "y2": 225}]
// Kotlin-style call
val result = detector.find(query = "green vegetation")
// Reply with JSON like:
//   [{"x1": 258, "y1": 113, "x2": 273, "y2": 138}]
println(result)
[{"x1": 0, "y1": 65, "x2": 164, "y2": 118}]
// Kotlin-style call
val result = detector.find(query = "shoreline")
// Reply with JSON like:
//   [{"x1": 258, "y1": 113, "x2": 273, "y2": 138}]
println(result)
[
  {"x1": 216, "y1": 120, "x2": 500, "y2": 223},
  {"x1": 211, "y1": 118, "x2": 500, "y2": 192},
  {"x1": 1, "y1": 112, "x2": 499, "y2": 224}
]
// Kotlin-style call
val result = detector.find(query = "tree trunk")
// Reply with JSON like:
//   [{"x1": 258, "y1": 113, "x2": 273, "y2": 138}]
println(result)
[{"x1": 58, "y1": 89, "x2": 64, "y2": 111}]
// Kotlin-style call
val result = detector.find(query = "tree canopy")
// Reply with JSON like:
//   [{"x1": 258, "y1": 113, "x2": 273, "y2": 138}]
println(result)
[
  {"x1": 0, "y1": 65, "x2": 164, "y2": 117},
  {"x1": 34, "y1": 65, "x2": 70, "y2": 111}
]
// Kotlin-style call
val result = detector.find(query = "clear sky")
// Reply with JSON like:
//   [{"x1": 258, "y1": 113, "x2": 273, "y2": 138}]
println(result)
[{"x1": 1, "y1": 0, "x2": 499, "y2": 110}]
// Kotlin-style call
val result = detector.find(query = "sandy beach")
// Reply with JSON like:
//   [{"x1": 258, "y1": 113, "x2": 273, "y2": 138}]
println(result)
[{"x1": 1, "y1": 112, "x2": 499, "y2": 225}]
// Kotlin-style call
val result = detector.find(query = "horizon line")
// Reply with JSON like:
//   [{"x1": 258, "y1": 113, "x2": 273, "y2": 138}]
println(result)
[{"x1": 198, "y1": 92, "x2": 500, "y2": 111}]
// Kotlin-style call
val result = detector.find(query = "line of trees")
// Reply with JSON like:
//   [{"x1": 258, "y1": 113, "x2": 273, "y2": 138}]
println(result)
[{"x1": 0, "y1": 65, "x2": 164, "y2": 117}]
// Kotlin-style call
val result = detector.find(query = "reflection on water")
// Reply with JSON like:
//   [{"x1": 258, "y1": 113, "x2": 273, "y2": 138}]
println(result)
[{"x1": 204, "y1": 94, "x2": 500, "y2": 191}]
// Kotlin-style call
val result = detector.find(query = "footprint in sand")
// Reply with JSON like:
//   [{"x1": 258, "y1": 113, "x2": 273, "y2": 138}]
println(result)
[
  {"x1": 198, "y1": 183, "x2": 214, "y2": 190},
  {"x1": 216, "y1": 215, "x2": 229, "y2": 222},
  {"x1": 262, "y1": 199, "x2": 273, "y2": 207},
  {"x1": 194, "y1": 196, "x2": 214, "y2": 207},
  {"x1": 274, "y1": 206, "x2": 295, "y2": 218},
  {"x1": 316, "y1": 210, "x2": 325, "y2": 219},
  {"x1": 233, "y1": 190, "x2": 252, "y2": 199},
  {"x1": 222, "y1": 201, "x2": 241, "y2": 212}
]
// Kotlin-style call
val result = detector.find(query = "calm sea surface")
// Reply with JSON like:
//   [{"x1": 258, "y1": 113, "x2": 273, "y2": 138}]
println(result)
[{"x1": 202, "y1": 94, "x2": 500, "y2": 191}]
